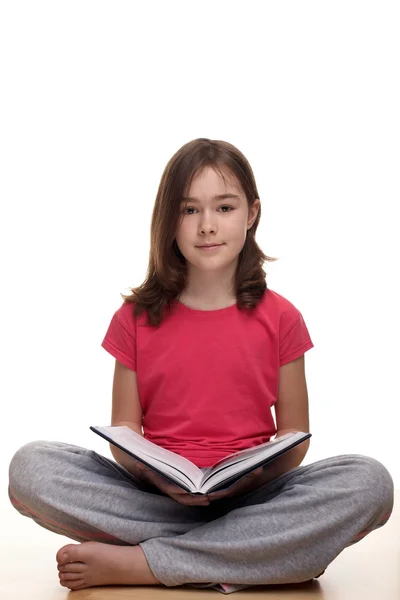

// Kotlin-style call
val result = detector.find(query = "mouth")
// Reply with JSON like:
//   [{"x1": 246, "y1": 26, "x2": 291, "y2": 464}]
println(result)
[
  {"x1": 196, "y1": 244, "x2": 224, "y2": 252},
  {"x1": 196, "y1": 244, "x2": 224, "y2": 248}
]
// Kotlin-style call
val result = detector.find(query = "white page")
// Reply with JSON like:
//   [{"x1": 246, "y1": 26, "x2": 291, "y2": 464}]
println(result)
[
  {"x1": 93, "y1": 426, "x2": 204, "y2": 488},
  {"x1": 200, "y1": 432, "x2": 298, "y2": 480},
  {"x1": 199, "y1": 432, "x2": 309, "y2": 493}
]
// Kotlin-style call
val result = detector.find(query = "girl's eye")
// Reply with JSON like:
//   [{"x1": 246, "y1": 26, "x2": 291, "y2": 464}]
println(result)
[{"x1": 183, "y1": 206, "x2": 233, "y2": 215}]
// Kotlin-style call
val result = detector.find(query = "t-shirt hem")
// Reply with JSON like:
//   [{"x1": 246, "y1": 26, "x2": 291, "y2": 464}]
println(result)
[
  {"x1": 280, "y1": 340, "x2": 314, "y2": 366},
  {"x1": 101, "y1": 339, "x2": 136, "y2": 371}
]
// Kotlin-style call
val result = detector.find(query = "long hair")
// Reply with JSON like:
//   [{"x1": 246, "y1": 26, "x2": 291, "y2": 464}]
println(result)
[{"x1": 121, "y1": 138, "x2": 278, "y2": 327}]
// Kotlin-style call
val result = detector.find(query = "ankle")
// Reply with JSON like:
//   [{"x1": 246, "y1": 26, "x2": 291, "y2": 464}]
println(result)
[{"x1": 135, "y1": 546, "x2": 161, "y2": 585}]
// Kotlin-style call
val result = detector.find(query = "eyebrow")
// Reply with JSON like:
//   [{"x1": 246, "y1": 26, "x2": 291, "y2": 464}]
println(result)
[{"x1": 181, "y1": 193, "x2": 240, "y2": 203}]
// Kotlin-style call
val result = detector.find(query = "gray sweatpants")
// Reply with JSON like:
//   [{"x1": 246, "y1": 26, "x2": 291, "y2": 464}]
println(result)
[{"x1": 8, "y1": 440, "x2": 394, "y2": 594}]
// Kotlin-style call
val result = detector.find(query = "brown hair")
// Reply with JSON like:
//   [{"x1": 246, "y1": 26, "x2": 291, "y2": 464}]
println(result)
[{"x1": 121, "y1": 138, "x2": 278, "y2": 327}]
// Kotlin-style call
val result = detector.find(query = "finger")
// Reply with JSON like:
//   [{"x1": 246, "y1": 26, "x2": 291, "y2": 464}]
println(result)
[
  {"x1": 176, "y1": 496, "x2": 210, "y2": 506},
  {"x1": 208, "y1": 488, "x2": 233, "y2": 500},
  {"x1": 143, "y1": 471, "x2": 186, "y2": 493},
  {"x1": 208, "y1": 492, "x2": 224, "y2": 500},
  {"x1": 135, "y1": 461, "x2": 151, "y2": 471},
  {"x1": 161, "y1": 482, "x2": 189, "y2": 494},
  {"x1": 250, "y1": 467, "x2": 263, "y2": 475},
  {"x1": 244, "y1": 467, "x2": 263, "y2": 478},
  {"x1": 253, "y1": 467, "x2": 263, "y2": 476},
  {"x1": 136, "y1": 464, "x2": 185, "y2": 491},
  {"x1": 177, "y1": 492, "x2": 210, "y2": 504}
]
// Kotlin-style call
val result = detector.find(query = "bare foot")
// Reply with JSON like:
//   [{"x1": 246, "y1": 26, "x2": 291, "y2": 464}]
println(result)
[{"x1": 56, "y1": 541, "x2": 161, "y2": 590}]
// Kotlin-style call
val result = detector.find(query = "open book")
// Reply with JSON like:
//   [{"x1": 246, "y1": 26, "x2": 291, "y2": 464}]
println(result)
[{"x1": 90, "y1": 425, "x2": 311, "y2": 495}]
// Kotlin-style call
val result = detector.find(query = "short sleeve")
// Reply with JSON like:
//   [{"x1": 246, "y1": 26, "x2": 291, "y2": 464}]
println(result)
[
  {"x1": 101, "y1": 302, "x2": 137, "y2": 371},
  {"x1": 279, "y1": 309, "x2": 314, "y2": 366}
]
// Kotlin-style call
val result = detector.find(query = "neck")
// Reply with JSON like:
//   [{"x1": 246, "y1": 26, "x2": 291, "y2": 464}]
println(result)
[{"x1": 182, "y1": 260, "x2": 237, "y2": 303}]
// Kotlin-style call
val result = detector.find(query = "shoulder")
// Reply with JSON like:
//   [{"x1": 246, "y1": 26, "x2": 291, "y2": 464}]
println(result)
[
  {"x1": 263, "y1": 287, "x2": 303, "y2": 319},
  {"x1": 113, "y1": 301, "x2": 137, "y2": 334},
  {"x1": 262, "y1": 288, "x2": 311, "y2": 345},
  {"x1": 263, "y1": 289, "x2": 314, "y2": 364}
]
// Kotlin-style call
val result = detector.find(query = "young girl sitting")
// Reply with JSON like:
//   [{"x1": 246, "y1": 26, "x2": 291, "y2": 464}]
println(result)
[{"x1": 8, "y1": 138, "x2": 394, "y2": 594}]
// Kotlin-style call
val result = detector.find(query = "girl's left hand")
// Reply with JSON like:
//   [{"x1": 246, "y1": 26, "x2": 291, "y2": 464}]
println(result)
[{"x1": 205, "y1": 467, "x2": 265, "y2": 502}]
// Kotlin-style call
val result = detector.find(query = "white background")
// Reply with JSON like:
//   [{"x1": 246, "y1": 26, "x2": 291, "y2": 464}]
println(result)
[{"x1": 1, "y1": 0, "x2": 399, "y2": 497}]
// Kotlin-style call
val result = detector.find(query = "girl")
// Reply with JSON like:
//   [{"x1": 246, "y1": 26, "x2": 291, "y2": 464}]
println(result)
[{"x1": 8, "y1": 138, "x2": 394, "y2": 594}]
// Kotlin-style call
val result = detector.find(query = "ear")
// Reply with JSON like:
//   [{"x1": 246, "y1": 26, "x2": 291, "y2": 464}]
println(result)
[{"x1": 248, "y1": 198, "x2": 260, "y2": 229}]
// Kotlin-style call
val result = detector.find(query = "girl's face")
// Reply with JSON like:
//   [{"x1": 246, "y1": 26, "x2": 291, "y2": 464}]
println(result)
[{"x1": 175, "y1": 166, "x2": 260, "y2": 273}]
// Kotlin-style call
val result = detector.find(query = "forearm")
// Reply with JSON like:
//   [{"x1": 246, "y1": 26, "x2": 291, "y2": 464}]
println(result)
[
  {"x1": 110, "y1": 423, "x2": 146, "y2": 479},
  {"x1": 110, "y1": 446, "x2": 143, "y2": 476},
  {"x1": 259, "y1": 440, "x2": 309, "y2": 485}
]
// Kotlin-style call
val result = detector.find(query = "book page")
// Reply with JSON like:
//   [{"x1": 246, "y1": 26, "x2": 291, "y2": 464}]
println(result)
[
  {"x1": 92, "y1": 426, "x2": 205, "y2": 489},
  {"x1": 200, "y1": 432, "x2": 295, "y2": 481},
  {"x1": 199, "y1": 432, "x2": 309, "y2": 493}
]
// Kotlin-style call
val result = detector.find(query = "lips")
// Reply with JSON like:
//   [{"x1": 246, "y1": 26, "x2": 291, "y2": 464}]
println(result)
[{"x1": 197, "y1": 244, "x2": 223, "y2": 248}]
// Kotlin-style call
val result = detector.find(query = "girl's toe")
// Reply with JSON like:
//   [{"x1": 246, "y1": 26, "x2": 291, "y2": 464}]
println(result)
[
  {"x1": 60, "y1": 572, "x2": 84, "y2": 581},
  {"x1": 58, "y1": 562, "x2": 87, "y2": 573}
]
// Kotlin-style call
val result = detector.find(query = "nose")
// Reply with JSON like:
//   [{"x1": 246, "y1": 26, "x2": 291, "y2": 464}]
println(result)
[
  {"x1": 200, "y1": 226, "x2": 216, "y2": 234},
  {"x1": 199, "y1": 213, "x2": 217, "y2": 234}
]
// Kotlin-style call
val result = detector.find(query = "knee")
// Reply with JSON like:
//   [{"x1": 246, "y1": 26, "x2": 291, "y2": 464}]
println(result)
[
  {"x1": 349, "y1": 454, "x2": 394, "y2": 514},
  {"x1": 9, "y1": 440, "x2": 56, "y2": 503}
]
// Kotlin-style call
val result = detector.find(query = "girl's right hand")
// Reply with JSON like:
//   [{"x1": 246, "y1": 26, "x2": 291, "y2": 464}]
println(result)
[{"x1": 133, "y1": 462, "x2": 211, "y2": 507}]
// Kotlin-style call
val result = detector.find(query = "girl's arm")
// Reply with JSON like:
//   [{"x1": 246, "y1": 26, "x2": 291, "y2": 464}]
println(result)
[
  {"x1": 108, "y1": 360, "x2": 146, "y2": 477},
  {"x1": 208, "y1": 354, "x2": 311, "y2": 501},
  {"x1": 260, "y1": 353, "x2": 311, "y2": 483},
  {"x1": 109, "y1": 422, "x2": 147, "y2": 478},
  {"x1": 275, "y1": 355, "x2": 310, "y2": 438}
]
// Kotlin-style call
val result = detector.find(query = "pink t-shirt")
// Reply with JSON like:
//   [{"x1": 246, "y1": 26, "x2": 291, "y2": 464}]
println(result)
[{"x1": 101, "y1": 288, "x2": 314, "y2": 467}]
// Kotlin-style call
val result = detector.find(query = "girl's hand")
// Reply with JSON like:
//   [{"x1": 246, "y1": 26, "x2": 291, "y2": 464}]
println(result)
[
  {"x1": 134, "y1": 462, "x2": 211, "y2": 506},
  {"x1": 206, "y1": 467, "x2": 265, "y2": 502}
]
